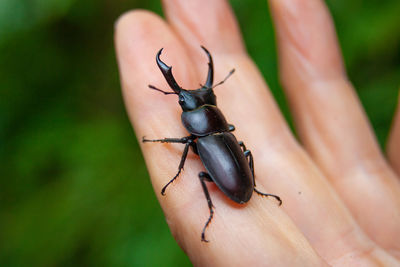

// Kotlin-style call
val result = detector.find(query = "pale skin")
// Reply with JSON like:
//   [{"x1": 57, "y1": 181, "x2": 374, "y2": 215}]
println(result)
[{"x1": 114, "y1": 0, "x2": 400, "y2": 266}]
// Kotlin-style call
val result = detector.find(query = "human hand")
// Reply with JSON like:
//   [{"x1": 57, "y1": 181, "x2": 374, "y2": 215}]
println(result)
[{"x1": 115, "y1": 0, "x2": 400, "y2": 265}]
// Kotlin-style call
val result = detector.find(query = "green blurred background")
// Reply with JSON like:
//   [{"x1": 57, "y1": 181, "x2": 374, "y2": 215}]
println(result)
[{"x1": 0, "y1": 0, "x2": 399, "y2": 266}]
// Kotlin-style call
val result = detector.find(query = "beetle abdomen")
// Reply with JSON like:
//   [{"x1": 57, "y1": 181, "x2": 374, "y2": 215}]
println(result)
[
  {"x1": 181, "y1": 105, "x2": 229, "y2": 136},
  {"x1": 197, "y1": 132, "x2": 254, "y2": 203}
]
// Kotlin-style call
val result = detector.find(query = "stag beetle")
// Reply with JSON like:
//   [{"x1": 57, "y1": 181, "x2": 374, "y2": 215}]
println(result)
[{"x1": 143, "y1": 46, "x2": 282, "y2": 242}]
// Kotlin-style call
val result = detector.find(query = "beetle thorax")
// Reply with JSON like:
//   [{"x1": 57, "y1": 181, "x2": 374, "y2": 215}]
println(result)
[{"x1": 181, "y1": 105, "x2": 229, "y2": 136}]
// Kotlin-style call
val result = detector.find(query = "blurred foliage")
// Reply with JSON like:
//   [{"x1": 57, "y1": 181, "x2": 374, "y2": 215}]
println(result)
[{"x1": 0, "y1": 0, "x2": 399, "y2": 266}]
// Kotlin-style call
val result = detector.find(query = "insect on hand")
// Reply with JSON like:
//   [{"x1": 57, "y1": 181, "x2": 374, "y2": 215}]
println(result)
[{"x1": 143, "y1": 46, "x2": 282, "y2": 242}]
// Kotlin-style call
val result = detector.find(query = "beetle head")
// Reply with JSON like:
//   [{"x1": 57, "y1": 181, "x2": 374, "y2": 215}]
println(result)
[
  {"x1": 151, "y1": 46, "x2": 233, "y2": 111},
  {"x1": 177, "y1": 87, "x2": 216, "y2": 111}
]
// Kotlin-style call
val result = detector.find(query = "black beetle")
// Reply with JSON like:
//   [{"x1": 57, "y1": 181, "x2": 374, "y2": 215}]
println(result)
[{"x1": 143, "y1": 46, "x2": 282, "y2": 242}]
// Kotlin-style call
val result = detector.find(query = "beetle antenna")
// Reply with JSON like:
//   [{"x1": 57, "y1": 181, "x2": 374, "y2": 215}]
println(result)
[
  {"x1": 212, "y1": 69, "x2": 235, "y2": 89},
  {"x1": 148, "y1": 85, "x2": 177, "y2": 95}
]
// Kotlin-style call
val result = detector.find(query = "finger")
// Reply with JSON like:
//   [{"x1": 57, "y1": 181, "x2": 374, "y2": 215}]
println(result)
[
  {"x1": 387, "y1": 93, "x2": 400, "y2": 176},
  {"x1": 162, "y1": 0, "x2": 246, "y2": 54},
  {"x1": 269, "y1": 0, "x2": 400, "y2": 258},
  {"x1": 162, "y1": 0, "x2": 399, "y2": 265},
  {"x1": 114, "y1": 10, "x2": 325, "y2": 266}
]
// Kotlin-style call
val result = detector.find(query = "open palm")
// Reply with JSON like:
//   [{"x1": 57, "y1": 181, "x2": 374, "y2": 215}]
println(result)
[{"x1": 115, "y1": 0, "x2": 400, "y2": 265}]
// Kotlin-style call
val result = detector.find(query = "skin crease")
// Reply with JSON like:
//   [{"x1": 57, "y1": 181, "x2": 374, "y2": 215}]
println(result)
[{"x1": 114, "y1": 0, "x2": 400, "y2": 266}]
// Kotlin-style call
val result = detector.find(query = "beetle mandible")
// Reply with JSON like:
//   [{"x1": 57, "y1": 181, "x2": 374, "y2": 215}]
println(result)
[{"x1": 143, "y1": 46, "x2": 282, "y2": 242}]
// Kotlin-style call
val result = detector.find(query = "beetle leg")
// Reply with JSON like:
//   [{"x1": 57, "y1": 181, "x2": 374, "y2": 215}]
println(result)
[
  {"x1": 243, "y1": 147, "x2": 282, "y2": 206},
  {"x1": 243, "y1": 150, "x2": 254, "y2": 177},
  {"x1": 142, "y1": 136, "x2": 192, "y2": 144},
  {"x1": 160, "y1": 141, "x2": 192, "y2": 195},
  {"x1": 238, "y1": 141, "x2": 246, "y2": 151},
  {"x1": 198, "y1": 171, "x2": 215, "y2": 242},
  {"x1": 228, "y1": 124, "x2": 235, "y2": 132},
  {"x1": 240, "y1": 142, "x2": 253, "y2": 182},
  {"x1": 254, "y1": 188, "x2": 282, "y2": 206},
  {"x1": 190, "y1": 141, "x2": 199, "y2": 155}
]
